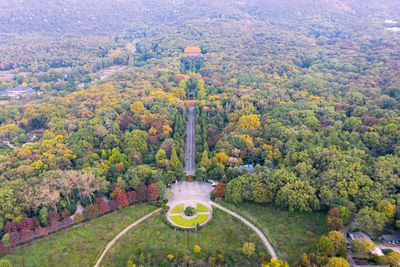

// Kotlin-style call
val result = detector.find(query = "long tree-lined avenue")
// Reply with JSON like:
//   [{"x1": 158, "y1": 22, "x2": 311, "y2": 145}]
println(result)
[{"x1": 185, "y1": 103, "x2": 196, "y2": 178}]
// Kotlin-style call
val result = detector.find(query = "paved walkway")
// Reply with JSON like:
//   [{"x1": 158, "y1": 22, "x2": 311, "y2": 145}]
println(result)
[
  {"x1": 211, "y1": 201, "x2": 277, "y2": 259},
  {"x1": 168, "y1": 181, "x2": 213, "y2": 207},
  {"x1": 94, "y1": 208, "x2": 162, "y2": 267},
  {"x1": 185, "y1": 104, "x2": 196, "y2": 177}
]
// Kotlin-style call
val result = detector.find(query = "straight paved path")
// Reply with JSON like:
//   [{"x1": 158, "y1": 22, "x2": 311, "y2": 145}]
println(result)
[
  {"x1": 94, "y1": 208, "x2": 162, "y2": 267},
  {"x1": 185, "y1": 105, "x2": 196, "y2": 177},
  {"x1": 211, "y1": 201, "x2": 277, "y2": 259}
]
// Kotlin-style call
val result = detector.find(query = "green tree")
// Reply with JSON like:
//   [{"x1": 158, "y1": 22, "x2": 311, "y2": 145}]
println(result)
[
  {"x1": 155, "y1": 149, "x2": 168, "y2": 168},
  {"x1": 225, "y1": 177, "x2": 245, "y2": 204},
  {"x1": 170, "y1": 147, "x2": 183, "y2": 172},
  {"x1": 276, "y1": 180, "x2": 319, "y2": 212},
  {"x1": 328, "y1": 231, "x2": 347, "y2": 258},
  {"x1": 316, "y1": 235, "x2": 334, "y2": 257},
  {"x1": 124, "y1": 130, "x2": 148, "y2": 162},
  {"x1": 39, "y1": 207, "x2": 49, "y2": 226},
  {"x1": 2, "y1": 233, "x2": 10, "y2": 248},
  {"x1": 356, "y1": 207, "x2": 387, "y2": 237},
  {"x1": 350, "y1": 239, "x2": 375, "y2": 259},
  {"x1": 197, "y1": 79, "x2": 207, "y2": 99},
  {"x1": 200, "y1": 148, "x2": 211, "y2": 170}
]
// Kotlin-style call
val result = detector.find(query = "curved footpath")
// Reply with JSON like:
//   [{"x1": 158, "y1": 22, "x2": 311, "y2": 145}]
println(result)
[
  {"x1": 211, "y1": 201, "x2": 278, "y2": 259},
  {"x1": 94, "y1": 208, "x2": 162, "y2": 267}
]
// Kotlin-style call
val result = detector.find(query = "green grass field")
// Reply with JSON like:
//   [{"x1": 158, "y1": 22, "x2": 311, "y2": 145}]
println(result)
[
  {"x1": 221, "y1": 201, "x2": 327, "y2": 265},
  {"x1": 0, "y1": 204, "x2": 157, "y2": 267},
  {"x1": 102, "y1": 209, "x2": 269, "y2": 266}
]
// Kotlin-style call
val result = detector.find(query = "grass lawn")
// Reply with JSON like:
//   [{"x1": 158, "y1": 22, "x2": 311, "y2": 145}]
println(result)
[
  {"x1": 170, "y1": 214, "x2": 209, "y2": 227},
  {"x1": 196, "y1": 203, "x2": 209, "y2": 212},
  {"x1": 170, "y1": 204, "x2": 184, "y2": 214},
  {"x1": 0, "y1": 204, "x2": 157, "y2": 267},
  {"x1": 221, "y1": 201, "x2": 328, "y2": 265},
  {"x1": 102, "y1": 209, "x2": 270, "y2": 266}
]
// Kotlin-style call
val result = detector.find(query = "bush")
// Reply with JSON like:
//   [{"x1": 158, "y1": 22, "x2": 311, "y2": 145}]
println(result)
[
  {"x1": 47, "y1": 211, "x2": 60, "y2": 231},
  {"x1": 85, "y1": 204, "x2": 99, "y2": 220},
  {"x1": 184, "y1": 206, "x2": 196, "y2": 217},
  {"x1": 80, "y1": 196, "x2": 92, "y2": 207},
  {"x1": 242, "y1": 242, "x2": 256, "y2": 258},
  {"x1": 0, "y1": 259, "x2": 13, "y2": 267},
  {"x1": 0, "y1": 241, "x2": 5, "y2": 254},
  {"x1": 209, "y1": 190, "x2": 216, "y2": 201},
  {"x1": 1, "y1": 233, "x2": 10, "y2": 247},
  {"x1": 74, "y1": 213, "x2": 84, "y2": 223},
  {"x1": 193, "y1": 244, "x2": 201, "y2": 254},
  {"x1": 66, "y1": 202, "x2": 77, "y2": 215},
  {"x1": 127, "y1": 191, "x2": 137, "y2": 205},
  {"x1": 96, "y1": 197, "x2": 110, "y2": 214}
]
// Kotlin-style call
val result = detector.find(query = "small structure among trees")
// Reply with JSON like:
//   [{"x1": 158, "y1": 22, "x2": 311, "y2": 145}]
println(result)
[{"x1": 184, "y1": 46, "x2": 201, "y2": 56}]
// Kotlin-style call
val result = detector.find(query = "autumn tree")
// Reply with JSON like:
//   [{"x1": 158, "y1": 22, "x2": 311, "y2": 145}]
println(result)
[
  {"x1": 148, "y1": 183, "x2": 159, "y2": 201},
  {"x1": 326, "y1": 257, "x2": 350, "y2": 267},
  {"x1": 215, "y1": 183, "x2": 226, "y2": 199},
  {"x1": 238, "y1": 114, "x2": 260, "y2": 130}
]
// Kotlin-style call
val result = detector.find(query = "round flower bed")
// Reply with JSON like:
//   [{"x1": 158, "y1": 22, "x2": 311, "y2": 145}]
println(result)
[{"x1": 167, "y1": 202, "x2": 212, "y2": 229}]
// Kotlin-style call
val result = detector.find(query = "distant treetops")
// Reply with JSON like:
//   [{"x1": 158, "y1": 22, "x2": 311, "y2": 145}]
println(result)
[{"x1": 184, "y1": 45, "x2": 201, "y2": 56}]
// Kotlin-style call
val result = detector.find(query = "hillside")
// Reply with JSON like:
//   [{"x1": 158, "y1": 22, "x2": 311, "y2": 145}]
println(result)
[{"x1": 1, "y1": 0, "x2": 399, "y2": 34}]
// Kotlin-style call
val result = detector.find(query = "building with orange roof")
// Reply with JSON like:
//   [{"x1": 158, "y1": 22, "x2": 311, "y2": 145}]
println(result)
[{"x1": 184, "y1": 46, "x2": 201, "y2": 56}]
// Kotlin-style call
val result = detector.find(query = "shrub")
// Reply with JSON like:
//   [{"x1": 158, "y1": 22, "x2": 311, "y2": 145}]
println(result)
[
  {"x1": 127, "y1": 191, "x2": 137, "y2": 205},
  {"x1": 74, "y1": 213, "x2": 84, "y2": 223},
  {"x1": 148, "y1": 183, "x2": 159, "y2": 201},
  {"x1": 66, "y1": 202, "x2": 77, "y2": 215},
  {"x1": 193, "y1": 245, "x2": 201, "y2": 254},
  {"x1": 8, "y1": 231, "x2": 20, "y2": 247},
  {"x1": 262, "y1": 259, "x2": 289, "y2": 267},
  {"x1": 136, "y1": 183, "x2": 148, "y2": 202},
  {"x1": 184, "y1": 206, "x2": 196, "y2": 217},
  {"x1": 39, "y1": 207, "x2": 49, "y2": 226},
  {"x1": 326, "y1": 257, "x2": 350, "y2": 267},
  {"x1": 0, "y1": 241, "x2": 5, "y2": 254},
  {"x1": 80, "y1": 196, "x2": 92, "y2": 207},
  {"x1": 85, "y1": 204, "x2": 99, "y2": 220},
  {"x1": 112, "y1": 188, "x2": 129, "y2": 207},
  {"x1": 209, "y1": 190, "x2": 216, "y2": 201},
  {"x1": 61, "y1": 216, "x2": 73, "y2": 228},
  {"x1": 215, "y1": 183, "x2": 225, "y2": 198},
  {"x1": 60, "y1": 209, "x2": 70, "y2": 219},
  {"x1": 96, "y1": 197, "x2": 110, "y2": 214},
  {"x1": 0, "y1": 259, "x2": 13, "y2": 267},
  {"x1": 34, "y1": 227, "x2": 48, "y2": 238},
  {"x1": 117, "y1": 191, "x2": 129, "y2": 207},
  {"x1": 1, "y1": 233, "x2": 10, "y2": 248},
  {"x1": 109, "y1": 200, "x2": 119, "y2": 211},
  {"x1": 167, "y1": 254, "x2": 174, "y2": 261},
  {"x1": 4, "y1": 222, "x2": 18, "y2": 234},
  {"x1": 47, "y1": 211, "x2": 60, "y2": 231},
  {"x1": 242, "y1": 242, "x2": 256, "y2": 258}
]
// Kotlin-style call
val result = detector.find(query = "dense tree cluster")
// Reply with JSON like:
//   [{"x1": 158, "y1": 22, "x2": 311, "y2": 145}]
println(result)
[{"x1": 0, "y1": 0, "x2": 399, "y2": 264}]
